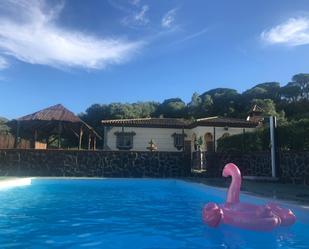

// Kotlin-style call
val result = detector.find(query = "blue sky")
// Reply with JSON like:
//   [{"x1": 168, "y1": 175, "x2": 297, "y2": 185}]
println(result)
[{"x1": 0, "y1": 0, "x2": 309, "y2": 119}]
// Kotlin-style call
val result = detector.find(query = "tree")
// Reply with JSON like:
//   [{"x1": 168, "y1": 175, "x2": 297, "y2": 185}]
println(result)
[
  {"x1": 201, "y1": 88, "x2": 240, "y2": 117},
  {"x1": 0, "y1": 117, "x2": 9, "y2": 134},
  {"x1": 156, "y1": 98, "x2": 186, "y2": 118},
  {"x1": 189, "y1": 92, "x2": 202, "y2": 107},
  {"x1": 187, "y1": 92, "x2": 202, "y2": 118},
  {"x1": 243, "y1": 82, "x2": 281, "y2": 101},
  {"x1": 200, "y1": 94, "x2": 213, "y2": 116},
  {"x1": 131, "y1": 101, "x2": 159, "y2": 118},
  {"x1": 202, "y1": 88, "x2": 239, "y2": 98},
  {"x1": 79, "y1": 72, "x2": 309, "y2": 126},
  {"x1": 80, "y1": 102, "x2": 160, "y2": 128},
  {"x1": 292, "y1": 73, "x2": 309, "y2": 99},
  {"x1": 80, "y1": 104, "x2": 110, "y2": 127},
  {"x1": 279, "y1": 100, "x2": 309, "y2": 120},
  {"x1": 280, "y1": 82, "x2": 301, "y2": 102}
]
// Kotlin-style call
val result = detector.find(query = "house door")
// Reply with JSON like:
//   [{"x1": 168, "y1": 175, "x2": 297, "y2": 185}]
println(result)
[{"x1": 204, "y1": 132, "x2": 214, "y2": 152}]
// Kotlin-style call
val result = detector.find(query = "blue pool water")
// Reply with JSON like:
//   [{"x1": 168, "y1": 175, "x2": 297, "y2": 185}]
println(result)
[{"x1": 0, "y1": 179, "x2": 308, "y2": 249}]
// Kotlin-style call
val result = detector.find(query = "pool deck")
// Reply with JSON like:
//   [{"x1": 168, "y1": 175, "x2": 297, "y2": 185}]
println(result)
[{"x1": 186, "y1": 177, "x2": 309, "y2": 206}]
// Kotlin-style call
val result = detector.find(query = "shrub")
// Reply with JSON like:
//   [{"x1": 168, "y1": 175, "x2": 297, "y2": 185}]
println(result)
[{"x1": 217, "y1": 119, "x2": 309, "y2": 152}]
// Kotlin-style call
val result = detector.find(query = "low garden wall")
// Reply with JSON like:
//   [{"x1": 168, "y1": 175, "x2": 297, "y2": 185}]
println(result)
[
  {"x1": 280, "y1": 151, "x2": 309, "y2": 184},
  {"x1": 0, "y1": 149, "x2": 308, "y2": 184},
  {"x1": 0, "y1": 149, "x2": 191, "y2": 177},
  {"x1": 204, "y1": 151, "x2": 309, "y2": 185},
  {"x1": 204, "y1": 152, "x2": 272, "y2": 177}
]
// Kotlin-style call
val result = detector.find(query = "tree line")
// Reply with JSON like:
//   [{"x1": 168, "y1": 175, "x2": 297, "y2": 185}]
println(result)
[
  {"x1": 80, "y1": 73, "x2": 309, "y2": 129},
  {"x1": 1, "y1": 73, "x2": 308, "y2": 134}
]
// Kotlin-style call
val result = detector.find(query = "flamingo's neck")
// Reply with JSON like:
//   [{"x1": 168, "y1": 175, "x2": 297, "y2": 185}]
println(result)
[
  {"x1": 226, "y1": 175, "x2": 240, "y2": 204},
  {"x1": 223, "y1": 164, "x2": 242, "y2": 205}
]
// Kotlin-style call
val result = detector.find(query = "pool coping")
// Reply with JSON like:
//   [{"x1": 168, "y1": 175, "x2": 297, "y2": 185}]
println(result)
[{"x1": 0, "y1": 177, "x2": 32, "y2": 189}]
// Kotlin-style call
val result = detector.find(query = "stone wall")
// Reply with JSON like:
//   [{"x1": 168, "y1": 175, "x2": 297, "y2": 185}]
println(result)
[
  {"x1": 280, "y1": 151, "x2": 309, "y2": 184},
  {"x1": 0, "y1": 149, "x2": 191, "y2": 177},
  {"x1": 204, "y1": 151, "x2": 309, "y2": 185},
  {"x1": 204, "y1": 152, "x2": 272, "y2": 177},
  {"x1": 1, "y1": 149, "x2": 308, "y2": 183}
]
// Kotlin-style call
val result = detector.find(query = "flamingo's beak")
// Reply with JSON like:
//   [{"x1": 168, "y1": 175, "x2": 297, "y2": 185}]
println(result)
[
  {"x1": 222, "y1": 163, "x2": 240, "y2": 178},
  {"x1": 222, "y1": 170, "x2": 229, "y2": 177}
]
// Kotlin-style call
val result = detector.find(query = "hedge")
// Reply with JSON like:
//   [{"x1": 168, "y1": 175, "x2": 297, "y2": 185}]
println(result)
[{"x1": 217, "y1": 119, "x2": 309, "y2": 152}]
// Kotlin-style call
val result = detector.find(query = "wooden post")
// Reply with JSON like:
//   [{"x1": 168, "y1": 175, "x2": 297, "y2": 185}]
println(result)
[
  {"x1": 93, "y1": 136, "x2": 96, "y2": 150},
  {"x1": 88, "y1": 134, "x2": 91, "y2": 150},
  {"x1": 34, "y1": 129, "x2": 38, "y2": 149},
  {"x1": 103, "y1": 126, "x2": 108, "y2": 150},
  {"x1": 182, "y1": 126, "x2": 185, "y2": 152},
  {"x1": 78, "y1": 126, "x2": 83, "y2": 150},
  {"x1": 57, "y1": 121, "x2": 62, "y2": 149},
  {"x1": 213, "y1": 127, "x2": 216, "y2": 152},
  {"x1": 14, "y1": 120, "x2": 20, "y2": 148}
]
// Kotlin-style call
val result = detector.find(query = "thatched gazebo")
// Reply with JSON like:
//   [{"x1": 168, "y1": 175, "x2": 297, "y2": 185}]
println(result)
[{"x1": 9, "y1": 104, "x2": 101, "y2": 150}]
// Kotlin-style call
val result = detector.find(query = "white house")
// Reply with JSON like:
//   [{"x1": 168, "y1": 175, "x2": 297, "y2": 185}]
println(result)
[{"x1": 101, "y1": 116, "x2": 259, "y2": 153}]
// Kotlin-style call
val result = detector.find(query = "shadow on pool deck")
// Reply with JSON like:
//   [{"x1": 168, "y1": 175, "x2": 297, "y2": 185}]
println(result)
[{"x1": 185, "y1": 177, "x2": 309, "y2": 206}]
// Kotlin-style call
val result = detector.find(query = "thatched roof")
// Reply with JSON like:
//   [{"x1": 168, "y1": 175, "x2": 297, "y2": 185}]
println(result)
[
  {"x1": 17, "y1": 104, "x2": 82, "y2": 123},
  {"x1": 9, "y1": 104, "x2": 101, "y2": 139}
]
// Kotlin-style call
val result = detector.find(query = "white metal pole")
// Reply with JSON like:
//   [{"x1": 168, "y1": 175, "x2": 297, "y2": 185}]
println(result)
[{"x1": 270, "y1": 116, "x2": 276, "y2": 178}]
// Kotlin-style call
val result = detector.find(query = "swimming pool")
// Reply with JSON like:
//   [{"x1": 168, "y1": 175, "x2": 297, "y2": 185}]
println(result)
[{"x1": 0, "y1": 179, "x2": 308, "y2": 248}]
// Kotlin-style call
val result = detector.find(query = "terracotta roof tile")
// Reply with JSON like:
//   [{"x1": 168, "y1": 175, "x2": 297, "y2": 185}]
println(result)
[
  {"x1": 101, "y1": 118, "x2": 190, "y2": 128},
  {"x1": 192, "y1": 116, "x2": 258, "y2": 128},
  {"x1": 101, "y1": 117, "x2": 258, "y2": 128}
]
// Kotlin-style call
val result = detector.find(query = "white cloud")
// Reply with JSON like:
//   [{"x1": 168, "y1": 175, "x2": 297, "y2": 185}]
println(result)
[
  {"x1": 0, "y1": 57, "x2": 9, "y2": 70},
  {"x1": 0, "y1": 0, "x2": 143, "y2": 70},
  {"x1": 134, "y1": 5, "x2": 149, "y2": 24},
  {"x1": 122, "y1": 4, "x2": 149, "y2": 27},
  {"x1": 162, "y1": 9, "x2": 177, "y2": 28},
  {"x1": 174, "y1": 28, "x2": 209, "y2": 45},
  {"x1": 261, "y1": 17, "x2": 309, "y2": 46},
  {"x1": 130, "y1": 0, "x2": 140, "y2": 6}
]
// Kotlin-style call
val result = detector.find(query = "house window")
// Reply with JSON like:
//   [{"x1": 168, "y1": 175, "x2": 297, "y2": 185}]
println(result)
[
  {"x1": 114, "y1": 131, "x2": 136, "y2": 150},
  {"x1": 172, "y1": 133, "x2": 186, "y2": 150}
]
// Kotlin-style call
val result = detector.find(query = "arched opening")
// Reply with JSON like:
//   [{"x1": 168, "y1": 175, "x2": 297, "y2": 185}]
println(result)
[
  {"x1": 191, "y1": 133, "x2": 203, "y2": 170},
  {"x1": 204, "y1": 132, "x2": 214, "y2": 152},
  {"x1": 221, "y1": 132, "x2": 230, "y2": 139}
]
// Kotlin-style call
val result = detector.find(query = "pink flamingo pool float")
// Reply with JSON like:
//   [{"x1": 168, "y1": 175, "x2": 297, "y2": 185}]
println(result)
[{"x1": 202, "y1": 163, "x2": 296, "y2": 231}]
